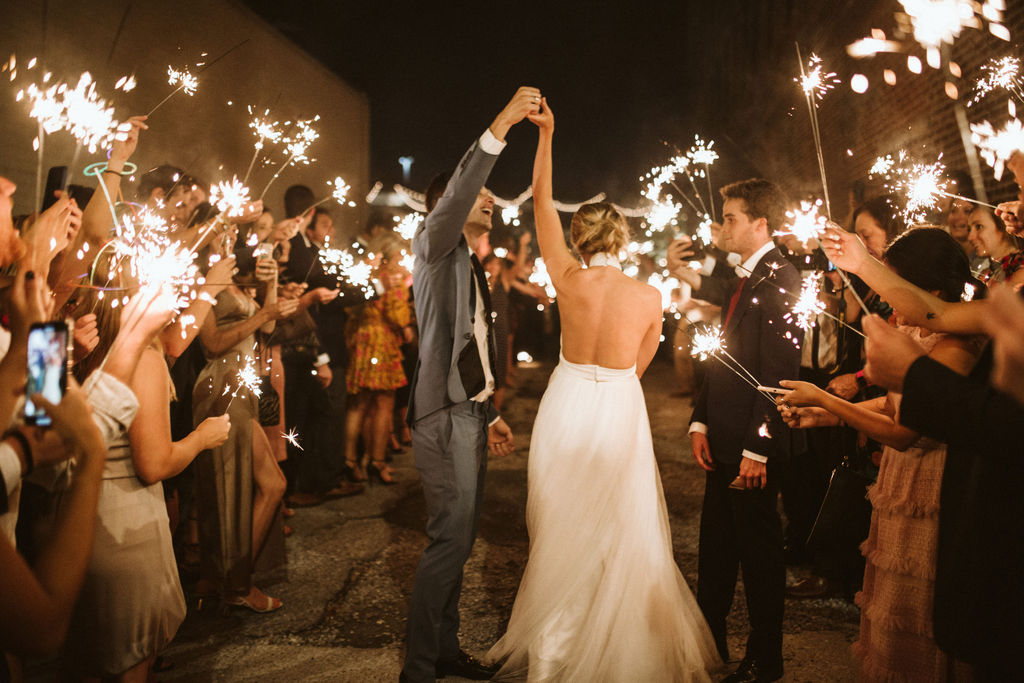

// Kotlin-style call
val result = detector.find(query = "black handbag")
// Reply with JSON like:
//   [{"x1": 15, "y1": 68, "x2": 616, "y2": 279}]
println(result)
[
  {"x1": 806, "y1": 456, "x2": 873, "y2": 553},
  {"x1": 257, "y1": 375, "x2": 280, "y2": 427}
]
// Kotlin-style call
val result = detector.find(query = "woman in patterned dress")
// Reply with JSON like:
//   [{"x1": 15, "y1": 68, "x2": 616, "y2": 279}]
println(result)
[{"x1": 343, "y1": 236, "x2": 411, "y2": 485}]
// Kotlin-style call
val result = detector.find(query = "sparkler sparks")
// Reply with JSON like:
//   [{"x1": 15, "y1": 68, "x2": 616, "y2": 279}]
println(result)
[
  {"x1": 209, "y1": 177, "x2": 251, "y2": 218},
  {"x1": 17, "y1": 72, "x2": 123, "y2": 152},
  {"x1": 781, "y1": 200, "x2": 828, "y2": 246},
  {"x1": 897, "y1": 0, "x2": 1008, "y2": 65},
  {"x1": 329, "y1": 176, "x2": 356, "y2": 207},
  {"x1": 282, "y1": 429, "x2": 303, "y2": 450},
  {"x1": 896, "y1": 159, "x2": 947, "y2": 222},
  {"x1": 687, "y1": 136, "x2": 719, "y2": 168},
  {"x1": 970, "y1": 118, "x2": 1024, "y2": 180},
  {"x1": 970, "y1": 55, "x2": 1024, "y2": 105},
  {"x1": 318, "y1": 244, "x2": 376, "y2": 298},
  {"x1": 166, "y1": 65, "x2": 198, "y2": 95},
  {"x1": 785, "y1": 272, "x2": 828, "y2": 331},
  {"x1": 797, "y1": 53, "x2": 840, "y2": 101},
  {"x1": 259, "y1": 116, "x2": 321, "y2": 199},
  {"x1": 236, "y1": 356, "x2": 262, "y2": 399},
  {"x1": 690, "y1": 325, "x2": 725, "y2": 361},
  {"x1": 395, "y1": 213, "x2": 424, "y2": 240}
]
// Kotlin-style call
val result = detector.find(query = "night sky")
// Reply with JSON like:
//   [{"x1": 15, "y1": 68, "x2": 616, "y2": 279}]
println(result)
[{"x1": 242, "y1": 0, "x2": 869, "y2": 207}]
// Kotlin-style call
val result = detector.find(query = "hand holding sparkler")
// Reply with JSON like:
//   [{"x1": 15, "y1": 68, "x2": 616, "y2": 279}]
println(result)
[
  {"x1": 195, "y1": 414, "x2": 231, "y2": 449},
  {"x1": 204, "y1": 254, "x2": 237, "y2": 298},
  {"x1": 776, "y1": 379, "x2": 830, "y2": 408},
  {"x1": 107, "y1": 116, "x2": 148, "y2": 171},
  {"x1": 261, "y1": 297, "x2": 300, "y2": 321},
  {"x1": 21, "y1": 195, "x2": 74, "y2": 273},
  {"x1": 996, "y1": 200, "x2": 1024, "y2": 236},
  {"x1": 777, "y1": 402, "x2": 838, "y2": 430},
  {"x1": 821, "y1": 224, "x2": 869, "y2": 274}
]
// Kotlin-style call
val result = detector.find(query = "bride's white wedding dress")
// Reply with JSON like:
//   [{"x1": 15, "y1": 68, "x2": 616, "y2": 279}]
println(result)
[{"x1": 486, "y1": 260, "x2": 722, "y2": 682}]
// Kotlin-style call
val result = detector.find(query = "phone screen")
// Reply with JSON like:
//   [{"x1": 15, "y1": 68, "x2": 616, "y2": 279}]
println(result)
[{"x1": 25, "y1": 322, "x2": 69, "y2": 426}]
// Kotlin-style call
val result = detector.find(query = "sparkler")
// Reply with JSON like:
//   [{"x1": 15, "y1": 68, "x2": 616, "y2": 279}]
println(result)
[
  {"x1": 310, "y1": 176, "x2": 357, "y2": 210},
  {"x1": 209, "y1": 177, "x2": 251, "y2": 218},
  {"x1": 395, "y1": 212, "x2": 424, "y2": 240},
  {"x1": 318, "y1": 243, "x2": 376, "y2": 299},
  {"x1": 225, "y1": 355, "x2": 262, "y2": 413},
  {"x1": 894, "y1": 157, "x2": 997, "y2": 221},
  {"x1": 243, "y1": 108, "x2": 284, "y2": 185},
  {"x1": 687, "y1": 136, "x2": 719, "y2": 221},
  {"x1": 687, "y1": 323, "x2": 777, "y2": 402},
  {"x1": 147, "y1": 65, "x2": 199, "y2": 116},
  {"x1": 785, "y1": 272, "x2": 827, "y2": 331},
  {"x1": 969, "y1": 56, "x2": 1024, "y2": 106},
  {"x1": 259, "y1": 117, "x2": 321, "y2": 200},
  {"x1": 897, "y1": 0, "x2": 1008, "y2": 68},
  {"x1": 282, "y1": 429, "x2": 303, "y2": 450},
  {"x1": 970, "y1": 118, "x2": 1024, "y2": 180},
  {"x1": 781, "y1": 200, "x2": 828, "y2": 246},
  {"x1": 795, "y1": 47, "x2": 837, "y2": 219}
]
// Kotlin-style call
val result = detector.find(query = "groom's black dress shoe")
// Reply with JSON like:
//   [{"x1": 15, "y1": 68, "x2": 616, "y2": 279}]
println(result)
[
  {"x1": 720, "y1": 658, "x2": 783, "y2": 683},
  {"x1": 436, "y1": 650, "x2": 499, "y2": 680}
]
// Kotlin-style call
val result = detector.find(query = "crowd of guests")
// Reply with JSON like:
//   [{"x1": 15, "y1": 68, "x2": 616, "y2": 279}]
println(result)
[
  {"x1": 0, "y1": 112, "x2": 557, "y2": 680},
  {"x1": 0, "y1": 107, "x2": 1022, "y2": 683},
  {"x1": 663, "y1": 164, "x2": 1024, "y2": 681}
]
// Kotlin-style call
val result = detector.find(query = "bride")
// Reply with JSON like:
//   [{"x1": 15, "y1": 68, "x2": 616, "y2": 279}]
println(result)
[{"x1": 485, "y1": 99, "x2": 722, "y2": 681}]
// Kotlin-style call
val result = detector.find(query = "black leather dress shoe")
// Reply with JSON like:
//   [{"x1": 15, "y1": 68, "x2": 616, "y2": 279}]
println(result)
[
  {"x1": 435, "y1": 651, "x2": 500, "y2": 680},
  {"x1": 721, "y1": 658, "x2": 783, "y2": 683}
]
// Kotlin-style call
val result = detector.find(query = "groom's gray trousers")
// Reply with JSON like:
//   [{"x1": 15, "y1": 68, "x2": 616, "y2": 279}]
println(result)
[{"x1": 403, "y1": 399, "x2": 489, "y2": 682}]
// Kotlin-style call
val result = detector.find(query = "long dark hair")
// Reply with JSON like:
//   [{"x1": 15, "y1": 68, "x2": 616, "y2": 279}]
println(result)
[
  {"x1": 852, "y1": 195, "x2": 906, "y2": 244},
  {"x1": 883, "y1": 227, "x2": 984, "y2": 302}
]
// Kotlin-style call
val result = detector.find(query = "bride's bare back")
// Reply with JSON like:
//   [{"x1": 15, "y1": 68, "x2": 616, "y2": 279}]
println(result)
[
  {"x1": 556, "y1": 265, "x2": 663, "y2": 373},
  {"x1": 525, "y1": 99, "x2": 663, "y2": 375}
]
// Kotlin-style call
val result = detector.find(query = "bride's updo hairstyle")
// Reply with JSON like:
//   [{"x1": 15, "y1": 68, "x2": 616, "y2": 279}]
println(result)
[{"x1": 570, "y1": 202, "x2": 630, "y2": 257}]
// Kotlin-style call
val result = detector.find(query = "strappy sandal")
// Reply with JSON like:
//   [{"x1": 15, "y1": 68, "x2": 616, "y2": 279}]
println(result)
[{"x1": 225, "y1": 588, "x2": 283, "y2": 613}]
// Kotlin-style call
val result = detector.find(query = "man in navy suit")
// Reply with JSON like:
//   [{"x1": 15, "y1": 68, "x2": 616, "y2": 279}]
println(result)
[
  {"x1": 400, "y1": 88, "x2": 539, "y2": 683},
  {"x1": 684, "y1": 179, "x2": 801, "y2": 683}
]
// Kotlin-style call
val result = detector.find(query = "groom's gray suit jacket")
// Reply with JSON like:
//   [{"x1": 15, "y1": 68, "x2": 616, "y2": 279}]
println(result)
[{"x1": 407, "y1": 138, "x2": 499, "y2": 425}]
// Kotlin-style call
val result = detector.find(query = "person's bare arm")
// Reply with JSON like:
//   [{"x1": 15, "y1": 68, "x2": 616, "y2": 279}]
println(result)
[
  {"x1": 127, "y1": 348, "x2": 229, "y2": 485},
  {"x1": 526, "y1": 99, "x2": 579, "y2": 290},
  {"x1": 823, "y1": 226, "x2": 986, "y2": 334},
  {"x1": 0, "y1": 385, "x2": 106, "y2": 656}
]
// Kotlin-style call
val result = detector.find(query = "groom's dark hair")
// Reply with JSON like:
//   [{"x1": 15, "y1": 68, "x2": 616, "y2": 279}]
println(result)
[
  {"x1": 720, "y1": 178, "x2": 787, "y2": 233},
  {"x1": 425, "y1": 171, "x2": 451, "y2": 214}
]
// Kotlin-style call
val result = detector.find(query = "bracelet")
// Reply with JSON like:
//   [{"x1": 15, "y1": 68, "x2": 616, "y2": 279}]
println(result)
[
  {"x1": 4, "y1": 429, "x2": 33, "y2": 477},
  {"x1": 83, "y1": 161, "x2": 137, "y2": 178}
]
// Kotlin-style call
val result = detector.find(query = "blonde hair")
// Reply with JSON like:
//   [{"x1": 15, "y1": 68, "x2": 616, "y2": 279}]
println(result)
[{"x1": 570, "y1": 202, "x2": 630, "y2": 257}]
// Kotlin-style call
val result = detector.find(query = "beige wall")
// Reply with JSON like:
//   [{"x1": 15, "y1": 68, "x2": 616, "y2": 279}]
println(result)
[{"x1": 0, "y1": 0, "x2": 369, "y2": 235}]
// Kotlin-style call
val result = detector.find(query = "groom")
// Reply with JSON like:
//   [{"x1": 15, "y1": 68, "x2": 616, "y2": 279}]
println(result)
[
  {"x1": 685, "y1": 179, "x2": 801, "y2": 683},
  {"x1": 400, "y1": 88, "x2": 538, "y2": 683}
]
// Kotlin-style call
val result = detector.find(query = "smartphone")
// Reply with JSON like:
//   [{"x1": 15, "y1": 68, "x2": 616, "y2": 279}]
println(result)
[
  {"x1": 24, "y1": 322, "x2": 69, "y2": 426},
  {"x1": 253, "y1": 242, "x2": 274, "y2": 260},
  {"x1": 41, "y1": 166, "x2": 68, "y2": 212}
]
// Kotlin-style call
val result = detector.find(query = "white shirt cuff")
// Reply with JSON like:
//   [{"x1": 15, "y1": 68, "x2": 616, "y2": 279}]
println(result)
[
  {"x1": 315, "y1": 353, "x2": 331, "y2": 367},
  {"x1": 688, "y1": 422, "x2": 707, "y2": 435},
  {"x1": 0, "y1": 444, "x2": 23, "y2": 498},
  {"x1": 699, "y1": 256, "x2": 717, "y2": 277},
  {"x1": 488, "y1": 415, "x2": 501, "y2": 427},
  {"x1": 741, "y1": 450, "x2": 767, "y2": 463},
  {"x1": 479, "y1": 129, "x2": 507, "y2": 155}
]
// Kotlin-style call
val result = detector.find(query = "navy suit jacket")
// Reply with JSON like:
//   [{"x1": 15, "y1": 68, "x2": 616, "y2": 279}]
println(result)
[
  {"x1": 407, "y1": 138, "x2": 500, "y2": 425},
  {"x1": 690, "y1": 246, "x2": 802, "y2": 465}
]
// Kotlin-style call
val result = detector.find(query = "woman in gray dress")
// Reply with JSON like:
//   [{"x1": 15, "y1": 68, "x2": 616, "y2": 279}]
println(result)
[{"x1": 193, "y1": 239, "x2": 295, "y2": 612}]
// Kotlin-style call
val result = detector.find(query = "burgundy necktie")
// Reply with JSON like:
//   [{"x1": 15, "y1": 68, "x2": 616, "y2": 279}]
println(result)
[{"x1": 723, "y1": 277, "x2": 748, "y2": 327}]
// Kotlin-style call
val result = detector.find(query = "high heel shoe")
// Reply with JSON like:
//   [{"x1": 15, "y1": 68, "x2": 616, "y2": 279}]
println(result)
[
  {"x1": 367, "y1": 461, "x2": 397, "y2": 486},
  {"x1": 342, "y1": 460, "x2": 367, "y2": 483}
]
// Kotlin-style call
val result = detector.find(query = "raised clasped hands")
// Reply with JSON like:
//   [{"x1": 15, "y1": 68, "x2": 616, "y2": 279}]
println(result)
[
  {"x1": 526, "y1": 97, "x2": 553, "y2": 133},
  {"x1": 490, "y1": 86, "x2": 542, "y2": 142}
]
